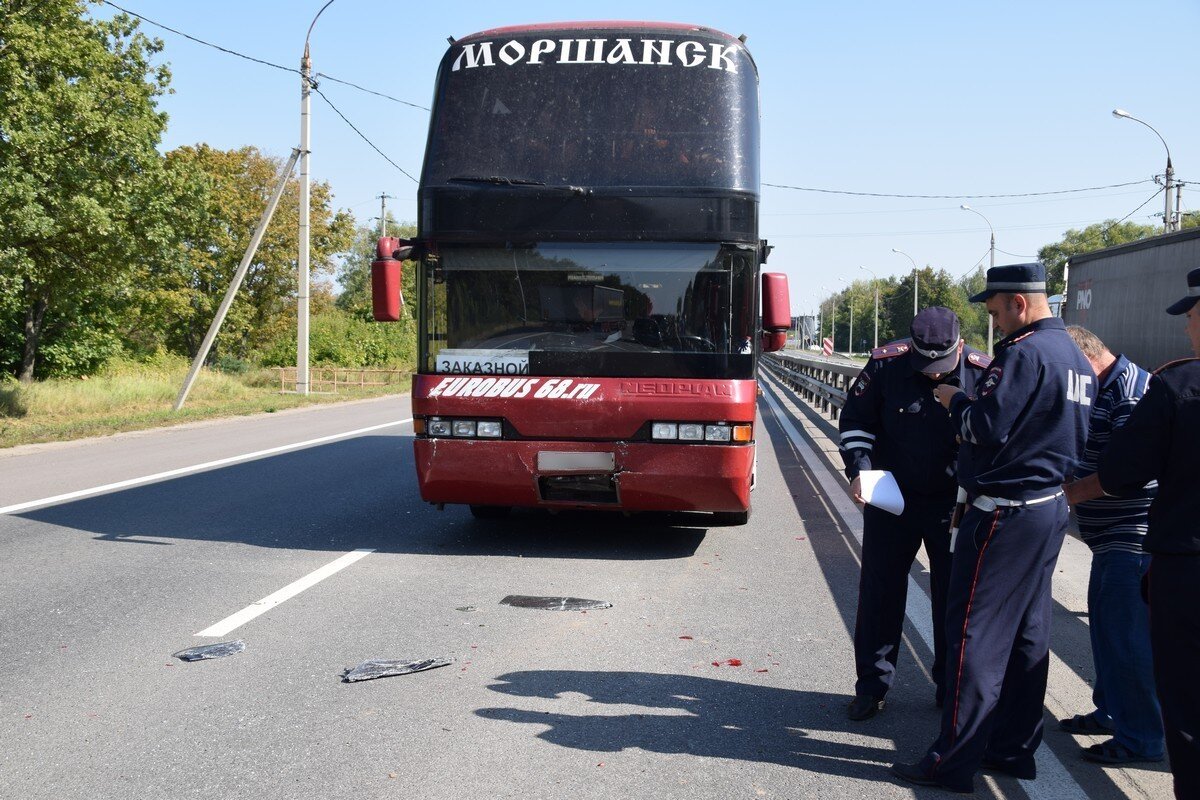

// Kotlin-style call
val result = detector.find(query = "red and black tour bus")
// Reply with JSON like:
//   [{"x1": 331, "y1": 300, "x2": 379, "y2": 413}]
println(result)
[{"x1": 372, "y1": 22, "x2": 790, "y2": 523}]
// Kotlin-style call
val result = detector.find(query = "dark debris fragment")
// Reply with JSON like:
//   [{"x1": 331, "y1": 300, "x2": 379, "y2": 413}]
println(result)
[
  {"x1": 500, "y1": 595, "x2": 612, "y2": 611},
  {"x1": 172, "y1": 640, "x2": 246, "y2": 662},
  {"x1": 342, "y1": 657, "x2": 454, "y2": 683}
]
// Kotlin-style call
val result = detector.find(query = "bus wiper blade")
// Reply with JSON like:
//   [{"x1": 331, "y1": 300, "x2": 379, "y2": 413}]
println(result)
[
  {"x1": 449, "y1": 175, "x2": 546, "y2": 186},
  {"x1": 447, "y1": 176, "x2": 590, "y2": 195}
]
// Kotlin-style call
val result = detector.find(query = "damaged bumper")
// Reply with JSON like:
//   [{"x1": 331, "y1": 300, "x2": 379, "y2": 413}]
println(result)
[{"x1": 414, "y1": 439, "x2": 754, "y2": 512}]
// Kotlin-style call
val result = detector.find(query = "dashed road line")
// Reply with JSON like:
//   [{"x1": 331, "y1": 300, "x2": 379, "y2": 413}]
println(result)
[{"x1": 195, "y1": 548, "x2": 376, "y2": 637}]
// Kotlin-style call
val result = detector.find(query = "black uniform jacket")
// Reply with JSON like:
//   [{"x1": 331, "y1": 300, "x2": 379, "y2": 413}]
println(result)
[
  {"x1": 1098, "y1": 357, "x2": 1200, "y2": 555},
  {"x1": 949, "y1": 317, "x2": 1093, "y2": 501},
  {"x1": 839, "y1": 341, "x2": 991, "y2": 500}
]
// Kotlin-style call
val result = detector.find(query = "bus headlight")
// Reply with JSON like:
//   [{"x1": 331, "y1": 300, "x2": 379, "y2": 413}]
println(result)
[
  {"x1": 428, "y1": 418, "x2": 452, "y2": 436},
  {"x1": 705, "y1": 424, "x2": 732, "y2": 442},
  {"x1": 476, "y1": 421, "x2": 502, "y2": 438},
  {"x1": 648, "y1": 421, "x2": 751, "y2": 443},
  {"x1": 651, "y1": 422, "x2": 678, "y2": 440},
  {"x1": 451, "y1": 420, "x2": 476, "y2": 437}
]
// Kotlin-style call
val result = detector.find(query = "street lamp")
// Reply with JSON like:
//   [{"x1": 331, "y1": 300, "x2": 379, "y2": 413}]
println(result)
[
  {"x1": 296, "y1": 0, "x2": 339, "y2": 395},
  {"x1": 859, "y1": 265, "x2": 879, "y2": 349},
  {"x1": 839, "y1": 278, "x2": 855, "y2": 355},
  {"x1": 1113, "y1": 108, "x2": 1177, "y2": 233},
  {"x1": 891, "y1": 248, "x2": 919, "y2": 316},
  {"x1": 961, "y1": 204, "x2": 996, "y2": 355},
  {"x1": 821, "y1": 284, "x2": 835, "y2": 354}
]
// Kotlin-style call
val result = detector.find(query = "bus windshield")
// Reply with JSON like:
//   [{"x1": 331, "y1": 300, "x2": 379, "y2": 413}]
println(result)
[{"x1": 422, "y1": 243, "x2": 756, "y2": 379}]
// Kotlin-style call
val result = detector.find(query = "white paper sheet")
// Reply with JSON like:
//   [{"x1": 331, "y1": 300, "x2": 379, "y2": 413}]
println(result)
[{"x1": 859, "y1": 470, "x2": 905, "y2": 516}]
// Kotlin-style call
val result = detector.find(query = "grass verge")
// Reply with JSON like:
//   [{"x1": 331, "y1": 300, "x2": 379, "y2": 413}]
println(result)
[{"x1": 0, "y1": 361, "x2": 410, "y2": 449}]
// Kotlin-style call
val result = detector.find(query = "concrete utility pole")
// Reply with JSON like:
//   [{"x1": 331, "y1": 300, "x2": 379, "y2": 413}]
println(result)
[
  {"x1": 1113, "y1": 109, "x2": 1179, "y2": 233},
  {"x1": 175, "y1": 150, "x2": 301, "y2": 411},
  {"x1": 377, "y1": 193, "x2": 394, "y2": 237},
  {"x1": 297, "y1": 42, "x2": 312, "y2": 396},
  {"x1": 296, "y1": 0, "x2": 338, "y2": 396}
]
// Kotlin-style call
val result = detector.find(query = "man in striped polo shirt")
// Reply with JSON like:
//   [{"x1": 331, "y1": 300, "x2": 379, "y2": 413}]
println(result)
[{"x1": 1062, "y1": 326, "x2": 1164, "y2": 765}]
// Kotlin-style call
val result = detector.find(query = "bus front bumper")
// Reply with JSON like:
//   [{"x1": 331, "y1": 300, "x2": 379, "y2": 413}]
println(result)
[{"x1": 413, "y1": 439, "x2": 753, "y2": 512}]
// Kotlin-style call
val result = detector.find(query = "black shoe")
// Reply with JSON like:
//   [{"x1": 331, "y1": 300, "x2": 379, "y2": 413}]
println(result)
[
  {"x1": 847, "y1": 695, "x2": 884, "y2": 721},
  {"x1": 981, "y1": 756, "x2": 1037, "y2": 780},
  {"x1": 890, "y1": 762, "x2": 973, "y2": 794}
]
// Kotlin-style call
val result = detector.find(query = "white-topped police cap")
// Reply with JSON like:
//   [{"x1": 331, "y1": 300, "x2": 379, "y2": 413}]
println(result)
[
  {"x1": 968, "y1": 263, "x2": 1048, "y2": 303},
  {"x1": 909, "y1": 306, "x2": 961, "y2": 373},
  {"x1": 1166, "y1": 267, "x2": 1200, "y2": 316}
]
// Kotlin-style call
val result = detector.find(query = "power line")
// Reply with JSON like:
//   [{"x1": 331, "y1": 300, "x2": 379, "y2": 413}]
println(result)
[
  {"x1": 958, "y1": 249, "x2": 992, "y2": 281},
  {"x1": 1103, "y1": 187, "x2": 1165, "y2": 231},
  {"x1": 760, "y1": 188, "x2": 1154, "y2": 217},
  {"x1": 314, "y1": 73, "x2": 429, "y2": 111},
  {"x1": 101, "y1": 1, "x2": 427, "y2": 110},
  {"x1": 314, "y1": 87, "x2": 418, "y2": 183},
  {"x1": 104, "y1": 0, "x2": 294, "y2": 74},
  {"x1": 762, "y1": 178, "x2": 1154, "y2": 200},
  {"x1": 995, "y1": 247, "x2": 1038, "y2": 258},
  {"x1": 765, "y1": 219, "x2": 1119, "y2": 239}
]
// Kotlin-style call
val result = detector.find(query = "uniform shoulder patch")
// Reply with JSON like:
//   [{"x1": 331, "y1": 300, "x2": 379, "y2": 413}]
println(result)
[
  {"x1": 966, "y1": 351, "x2": 992, "y2": 369},
  {"x1": 1153, "y1": 356, "x2": 1200, "y2": 375},
  {"x1": 871, "y1": 342, "x2": 909, "y2": 360},
  {"x1": 979, "y1": 366, "x2": 1003, "y2": 397}
]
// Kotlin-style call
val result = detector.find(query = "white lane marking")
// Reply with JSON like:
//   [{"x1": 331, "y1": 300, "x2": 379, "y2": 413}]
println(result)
[
  {"x1": 760, "y1": 377, "x2": 1089, "y2": 800},
  {"x1": 196, "y1": 548, "x2": 375, "y2": 637},
  {"x1": 0, "y1": 419, "x2": 412, "y2": 516}
]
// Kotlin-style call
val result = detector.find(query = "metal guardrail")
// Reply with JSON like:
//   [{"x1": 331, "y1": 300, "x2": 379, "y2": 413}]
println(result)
[
  {"x1": 274, "y1": 367, "x2": 408, "y2": 393},
  {"x1": 762, "y1": 351, "x2": 864, "y2": 420}
]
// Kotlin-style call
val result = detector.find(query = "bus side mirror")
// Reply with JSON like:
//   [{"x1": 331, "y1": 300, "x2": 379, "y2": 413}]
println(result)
[
  {"x1": 371, "y1": 236, "x2": 412, "y2": 322},
  {"x1": 760, "y1": 272, "x2": 790, "y2": 353}
]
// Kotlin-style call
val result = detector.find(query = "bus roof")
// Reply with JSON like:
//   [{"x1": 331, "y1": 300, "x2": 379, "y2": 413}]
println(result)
[{"x1": 460, "y1": 21, "x2": 740, "y2": 43}]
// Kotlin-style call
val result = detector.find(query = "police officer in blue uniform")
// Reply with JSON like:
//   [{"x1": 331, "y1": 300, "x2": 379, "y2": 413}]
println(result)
[
  {"x1": 891, "y1": 264, "x2": 1093, "y2": 793},
  {"x1": 839, "y1": 307, "x2": 991, "y2": 721},
  {"x1": 1088, "y1": 267, "x2": 1200, "y2": 800}
]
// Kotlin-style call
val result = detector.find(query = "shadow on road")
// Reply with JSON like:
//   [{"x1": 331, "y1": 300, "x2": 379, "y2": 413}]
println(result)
[
  {"x1": 16, "y1": 435, "x2": 706, "y2": 560},
  {"x1": 478, "y1": 669, "x2": 986, "y2": 795}
]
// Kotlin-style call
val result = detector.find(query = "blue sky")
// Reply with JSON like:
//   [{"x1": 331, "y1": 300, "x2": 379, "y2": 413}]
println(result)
[{"x1": 92, "y1": 1, "x2": 1199, "y2": 312}]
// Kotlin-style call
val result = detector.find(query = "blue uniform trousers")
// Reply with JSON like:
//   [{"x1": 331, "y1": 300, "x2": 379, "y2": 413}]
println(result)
[
  {"x1": 855, "y1": 499, "x2": 953, "y2": 702},
  {"x1": 918, "y1": 497, "x2": 1068, "y2": 791},
  {"x1": 1148, "y1": 554, "x2": 1200, "y2": 800}
]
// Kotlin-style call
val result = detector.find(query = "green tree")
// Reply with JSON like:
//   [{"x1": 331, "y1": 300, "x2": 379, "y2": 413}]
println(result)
[
  {"x1": 146, "y1": 144, "x2": 355, "y2": 363},
  {"x1": 0, "y1": 0, "x2": 176, "y2": 380},
  {"x1": 336, "y1": 218, "x2": 418, "y2": 321}
]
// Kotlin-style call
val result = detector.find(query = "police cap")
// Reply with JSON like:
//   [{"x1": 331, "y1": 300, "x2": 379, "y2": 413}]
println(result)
[
  {"x1": 969, "y1": 263, "x2": 1047, "y2": 303},
  {"x1": 1166, "y1": 267, "x2": 1200, "y2": 316},
  {"x1": 909, "y1": 306, "x2": 961, "y2": 373}
]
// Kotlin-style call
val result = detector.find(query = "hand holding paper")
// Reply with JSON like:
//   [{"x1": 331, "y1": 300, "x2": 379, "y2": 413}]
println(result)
[{"x1": 857, "y1": 470, "x2": 905, "y2": 516}]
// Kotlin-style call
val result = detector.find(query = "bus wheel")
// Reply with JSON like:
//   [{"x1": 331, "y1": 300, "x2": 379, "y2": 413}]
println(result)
[
  {"x1": 713, "y1": 508, "x2": 751, "y2": 526},
  {"x1": 470, "y1": 505, "x2": 512, "y2": 520}
]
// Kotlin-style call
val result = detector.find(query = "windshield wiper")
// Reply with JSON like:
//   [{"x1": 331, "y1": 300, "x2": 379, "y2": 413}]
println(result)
[{"x1": 447, "y1": 175, "x2": 590, "y2": 195}]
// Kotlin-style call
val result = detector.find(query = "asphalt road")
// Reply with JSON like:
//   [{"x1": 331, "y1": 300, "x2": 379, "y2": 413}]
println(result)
[{"x1": 0, "y1": 386, "x2": 1172, "y2": 799}]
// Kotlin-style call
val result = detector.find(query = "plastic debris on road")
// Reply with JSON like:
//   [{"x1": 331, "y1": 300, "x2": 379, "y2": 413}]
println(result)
[
  {"x1": 341, "y1": 657, "x2": 454, "y2": 683},
  {"x1": 499, "y1": 595, "x2": 612, "y2": 611},
  {"x1": 172, "y1": 640, "x2": 246, "y2": 662}
]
